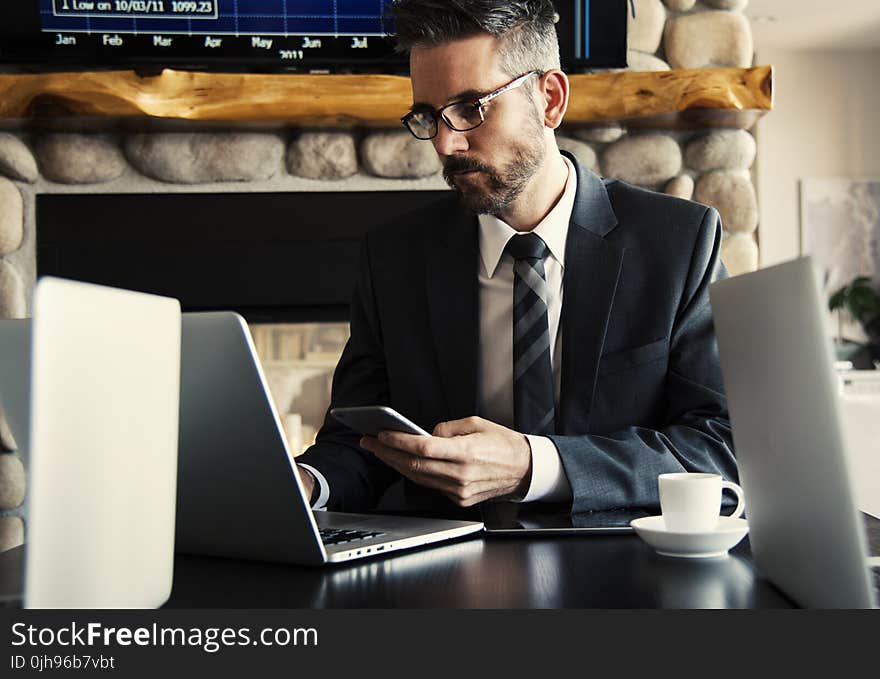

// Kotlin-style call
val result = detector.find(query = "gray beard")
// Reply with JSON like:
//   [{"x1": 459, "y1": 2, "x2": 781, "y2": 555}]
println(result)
[{"x1": 444, "y1": 131, "x2": 546, "y2": 216}]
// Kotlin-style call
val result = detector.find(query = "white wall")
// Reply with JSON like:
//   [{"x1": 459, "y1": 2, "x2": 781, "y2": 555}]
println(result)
[{"x1": 754, "y1": 48, "x2": 880, "y2": 267}]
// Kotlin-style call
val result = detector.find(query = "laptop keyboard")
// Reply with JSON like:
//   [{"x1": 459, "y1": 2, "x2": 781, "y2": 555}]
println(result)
[{"x1": 319, "y1": 528, "x2": 387, "y2": 546}]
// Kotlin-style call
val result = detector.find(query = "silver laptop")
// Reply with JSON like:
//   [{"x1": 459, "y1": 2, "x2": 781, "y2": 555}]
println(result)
[
  {"x1": 175, "y1": 312, "x2": 483, "y2": 565},
  {"x1": 21, "y1": 277, "x2": 182, "y2": 608},
  {"x1": 710, "y1": 257, "x2": 878, "y2": 608}
]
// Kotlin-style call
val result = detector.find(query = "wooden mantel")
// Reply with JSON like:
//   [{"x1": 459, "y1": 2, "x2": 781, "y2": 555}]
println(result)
[{"x1": 0, "y1": 65, "x2": 772, "y2": 130}]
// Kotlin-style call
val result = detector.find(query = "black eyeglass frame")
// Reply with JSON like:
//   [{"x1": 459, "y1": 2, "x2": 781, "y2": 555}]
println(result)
[{"x1": 401, "y1": 70, "x2": 544, "y2": 140}]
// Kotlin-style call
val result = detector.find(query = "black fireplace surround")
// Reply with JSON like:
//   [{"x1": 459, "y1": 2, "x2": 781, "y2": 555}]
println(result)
[{"x1": 36, "y1": 190, "x2": 449, "y2": 323}]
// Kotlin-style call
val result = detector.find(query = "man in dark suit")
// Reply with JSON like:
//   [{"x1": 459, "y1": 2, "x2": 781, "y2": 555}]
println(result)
[{"x1": 296, "y1": 0, "x2": 737, "y2": 518}]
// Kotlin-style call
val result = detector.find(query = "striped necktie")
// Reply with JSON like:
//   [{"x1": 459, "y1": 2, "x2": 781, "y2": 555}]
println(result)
[{"x1": 505, "y1": 233, "x2": 555, "y2": 435}]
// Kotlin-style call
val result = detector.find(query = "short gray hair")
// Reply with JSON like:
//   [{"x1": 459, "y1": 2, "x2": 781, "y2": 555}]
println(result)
[{"x1": 388, "y1": 0, "x2": 561, "y2": 75}]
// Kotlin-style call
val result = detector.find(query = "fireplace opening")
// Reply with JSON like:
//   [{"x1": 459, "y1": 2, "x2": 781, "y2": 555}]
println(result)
[
  {"x1": 35, "y1": 188, "x2": 449, "y2": 455},
  {"x1": 36, "y1": 189, "x2": 449, "y2": 323}
]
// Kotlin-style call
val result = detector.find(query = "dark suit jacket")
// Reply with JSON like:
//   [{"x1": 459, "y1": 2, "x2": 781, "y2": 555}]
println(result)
[{"x1": 298, "y1": 153, "x2": 737, "y2": 518}]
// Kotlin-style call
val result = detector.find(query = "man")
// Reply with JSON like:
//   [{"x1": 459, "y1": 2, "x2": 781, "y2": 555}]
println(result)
[{"x1": 296, "y1": 0, "x2": 736, "y2": 518}]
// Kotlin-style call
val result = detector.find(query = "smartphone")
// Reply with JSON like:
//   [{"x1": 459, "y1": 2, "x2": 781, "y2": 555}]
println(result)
[{"x1": 330, "y1": 406, "x2": 431, "y2": 438}]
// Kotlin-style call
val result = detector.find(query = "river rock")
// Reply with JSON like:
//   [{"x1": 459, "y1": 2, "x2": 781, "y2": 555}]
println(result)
[
  {"x1": 0, "y1": 517, "x2": 24, "y2": 552},
  {"x1": 0, "y1": 178, "x2": 23, "y2": 256},
  {"x1": 662, "y1": 0, "x2": 697, "y2": 11},
  {"x1": 0, "y1": 133, "x2": 38, "y2": 183},
  {"x1": 694, "y1": 171, "x2": 758, "y2": 233},
  {"x1": 0, "y1": 260, "x2": 25, "y2": 319},
  {"x1": 0, "y1": 454, "x2": 25, "y2": 510},
  {"x1": 664, "y1": 10, "x2": 753, "y2": 69},
  {"x1": 685, "y1": 130, "x2": 756, "y2": 171},
  {"x1": 571, "y1": 125, "x2": 626, "y2": 144},
  {"x1": 126, "y1": 132, "x2": 284, "y2": 183},
  {"x1": 287, "y1": 131, "x2": 358, "y2": 180},
  {"x1": 627, "y1": 50, "x2": 671, "y2": 71},
  {"x1": 703, "y1": 0, "x2": 749, "y2": 11},
  {"x1": 628, "y1": 0, "x2": 667, "y2": 54},
  {"x1": 36, "y1": 134, "x2": 126, "y2": 184},
  {"x1": 602, "y1": 134, "x2": 682, "y2": 188},
  {"x1": 557, "y1": 137, "x2": 598, "y2": 172},
  {"x1": 721, "y1": 233, "x2": 759, "y2": 275},
  {"x1": 0, "y1": 409, "x2": 16, "y2": 452},
  {"x1": 664, "y1": 174, "x2": 695, "y2": 200},
  {"x1": 360, "y1": 132, "x2": 441, "y2": 178}
]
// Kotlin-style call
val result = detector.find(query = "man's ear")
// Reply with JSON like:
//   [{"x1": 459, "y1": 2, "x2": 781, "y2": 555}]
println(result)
[{"x1": 538, "y1": 69, "x2": 570, "y2": 130}]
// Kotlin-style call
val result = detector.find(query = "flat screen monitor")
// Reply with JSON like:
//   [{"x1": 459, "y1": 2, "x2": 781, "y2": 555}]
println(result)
[{"x1": 0, "y1": 1, "x2": 628, "y2": 72}]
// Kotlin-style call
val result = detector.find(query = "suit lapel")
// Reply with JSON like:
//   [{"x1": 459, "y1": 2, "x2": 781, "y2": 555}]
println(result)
[
  {"x1": 557, "y1": 154, "x2": 625, "y2": 434},
  {"x1": 426, "y1": 203, "x2": 480, "y2": 420},
  {"x1": 423, "y1": 155, "x2": 623, "y2": 429}
]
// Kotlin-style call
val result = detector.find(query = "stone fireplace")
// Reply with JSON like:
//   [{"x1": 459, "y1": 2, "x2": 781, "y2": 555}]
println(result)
[{"x1": 0, "y1": 0, "x2": 764, "y2": 551}]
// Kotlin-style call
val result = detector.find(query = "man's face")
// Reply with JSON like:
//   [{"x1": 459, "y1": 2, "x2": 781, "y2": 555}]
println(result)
[{"x1": 409, "y1": 34, "x2": 547, "y2": 215}]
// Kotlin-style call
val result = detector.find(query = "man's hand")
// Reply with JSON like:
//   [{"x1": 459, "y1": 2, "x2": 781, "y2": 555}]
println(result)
[
  {"x1": 297, "y1": 465, "x2": 316, "y2": 504},
  {"x1": 359, "y1": 416, "x2": 532, "y2": 507}
]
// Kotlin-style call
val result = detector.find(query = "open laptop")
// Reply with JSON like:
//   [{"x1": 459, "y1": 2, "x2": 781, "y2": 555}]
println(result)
[
  {"x1": 17, "y1": 277, "x2": 181, "y2": 608},
  {"x1": 710, "y1": 256, "x2": 878, "y2": 608},
  {"x1": 175, "y1": 312, "x2": 482, "y2": 566}
]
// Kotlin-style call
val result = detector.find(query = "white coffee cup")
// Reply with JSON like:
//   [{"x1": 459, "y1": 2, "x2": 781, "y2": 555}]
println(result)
[{"x1": 658, "y1": 472, "x2": 745, "y2": 533}]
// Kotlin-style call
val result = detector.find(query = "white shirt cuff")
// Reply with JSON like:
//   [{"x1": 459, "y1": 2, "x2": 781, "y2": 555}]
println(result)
[
  {"x1": 517, "y1": 435, "x2": 572, "y2": 503},
  {"x1": 297, "y1": 463, "x2": 330, "y2": 511}
]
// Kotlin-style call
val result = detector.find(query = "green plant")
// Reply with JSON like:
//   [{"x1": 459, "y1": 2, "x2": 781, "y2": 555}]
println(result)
[{"x1": 828, "y1": 276, "x2": 880, "y2": 344}]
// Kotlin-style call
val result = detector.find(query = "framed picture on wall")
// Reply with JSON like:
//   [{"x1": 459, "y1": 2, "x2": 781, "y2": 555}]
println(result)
[{"x1": 799, "y1": 177, "x2": 880, "y2": 345}]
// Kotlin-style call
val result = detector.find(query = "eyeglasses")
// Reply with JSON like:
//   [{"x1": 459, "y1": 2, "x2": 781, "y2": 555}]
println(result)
[{"x1": 401, "y1": 70, "x2": 542, "y2": 140}]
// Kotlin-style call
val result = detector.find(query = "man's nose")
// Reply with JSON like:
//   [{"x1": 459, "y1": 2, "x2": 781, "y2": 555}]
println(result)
[{"x1": 431, "y1": 120, "x2": 469, "y2": 156}]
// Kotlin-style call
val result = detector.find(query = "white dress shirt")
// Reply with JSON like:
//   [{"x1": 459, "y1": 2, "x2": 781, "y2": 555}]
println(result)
[{"x1": 303, "y1": 155, "x2": 578, "y2": 508}]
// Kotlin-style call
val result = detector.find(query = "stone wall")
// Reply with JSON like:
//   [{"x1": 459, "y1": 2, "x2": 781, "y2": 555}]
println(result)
[{"x1": 0, "y1": 0, "x2": 759, "y2": 552}]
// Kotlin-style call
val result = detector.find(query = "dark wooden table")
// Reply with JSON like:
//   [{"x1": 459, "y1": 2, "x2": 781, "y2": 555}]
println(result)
[
  {"x1": 165, "y1": 533, "x2": 794, "y2": 609},
  {"x1": 0, "y1": 535, "x2": 795, "y2": 609},
  {"x1": 7, "y1": 515, "x2": 879, "y2": 609}
]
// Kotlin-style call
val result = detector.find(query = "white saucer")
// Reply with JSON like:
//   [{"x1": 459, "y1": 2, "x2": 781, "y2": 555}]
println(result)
[{"x1": 630, "y1": 516, "x2": 749, "y2": 559}]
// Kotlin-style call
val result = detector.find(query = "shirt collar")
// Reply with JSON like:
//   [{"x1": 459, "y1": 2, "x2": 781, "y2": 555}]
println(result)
[{"x1": 478, "y1": 154, "x2": 576, "y2": 278}]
